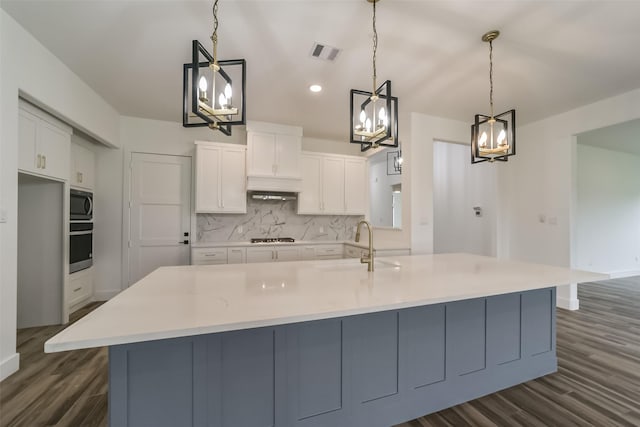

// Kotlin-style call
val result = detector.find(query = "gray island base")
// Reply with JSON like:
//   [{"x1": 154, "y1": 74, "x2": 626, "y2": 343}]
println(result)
[{"x1": 109, "y1": 288, "x2": 556, "y2": 427}]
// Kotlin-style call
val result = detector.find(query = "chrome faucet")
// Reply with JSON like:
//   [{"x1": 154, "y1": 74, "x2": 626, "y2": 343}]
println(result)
[{"x1": 355, "y1": 220, "x2": 374, "y2": 272}]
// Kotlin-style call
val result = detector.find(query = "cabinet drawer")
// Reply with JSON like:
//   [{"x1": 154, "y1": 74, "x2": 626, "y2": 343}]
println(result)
[
  {"x1": 191, "y1": 248, "x2": 228, "y2": 265},
  {"x1": 315, "y1": 245, "x2": 343, "y2": 259},
  {"x1": 68, "y1": 268, "x2": 93, "y2": 308},
  {"x1": 344, "y1": 246, "x2": 367, "y2": 258}
]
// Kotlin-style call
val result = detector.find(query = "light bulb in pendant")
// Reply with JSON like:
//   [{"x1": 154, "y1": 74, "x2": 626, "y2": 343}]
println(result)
[
  {"x1": 218, "y1": 93, "x2": 227, "y2": 109},
  {"x1": 198, "y1": 76, "x2": 208, "y2": 92},
  {"x1": 365, "y1": 118, "x2": 372, "y2": 132},
  {"x1": 379, "y1": 107, "x2": 387, "y2": 127},
  {"x1": 497, "y1": 129, "x2": 506, "y2": 146},
  {"x1": 479, "y1": 132, "x2": 488, "y2": 148},
  {"x1": 224, "y1": 83, "x2": 232, "y2": 101},
  {"x1": 359, "y1": 110, "x2": 367, "y2": 126}
]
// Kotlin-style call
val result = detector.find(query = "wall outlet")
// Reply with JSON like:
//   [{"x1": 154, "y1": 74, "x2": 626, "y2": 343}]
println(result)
[{"x1": 237, "y1": 225, "x2": 243, "y2": 234}]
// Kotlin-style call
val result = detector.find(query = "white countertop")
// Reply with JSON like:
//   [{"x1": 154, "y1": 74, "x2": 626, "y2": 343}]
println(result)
[{"x1": 45, "y1": 254, "x2": 607, "y2": 353}]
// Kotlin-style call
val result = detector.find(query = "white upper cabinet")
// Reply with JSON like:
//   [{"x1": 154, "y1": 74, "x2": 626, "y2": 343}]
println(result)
[
  {"x1": 246, "y1": 121, "x2": 302, "y2": 192},
  {"x1": 195, "y1": 141, "x2": 247, "y2": 213},
  {"x1": 344, "y1": 159, "x2": 367, "y2": 215},
  {"x1": 18, "y1": 101, "x2": 71, "y2": 181},
  {"x1": 297, "y1": 152, "x2": 366, "y2": 215},
  {"x1": 70, "y1": 142, "x2": 95, "y2": 190},
  {"x1": 322, "y1": 157, "x2": 345, "y2": 214}
]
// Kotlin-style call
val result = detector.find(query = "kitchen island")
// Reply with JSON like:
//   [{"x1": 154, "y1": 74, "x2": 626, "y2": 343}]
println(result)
[{"x1": 46, "y1": 254, "x2": 605, "y2": 427}]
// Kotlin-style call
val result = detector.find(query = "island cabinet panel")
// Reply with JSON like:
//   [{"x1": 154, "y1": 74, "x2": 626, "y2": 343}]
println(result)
[
  {"x1": 209, "y1": 329, "x2": 278, "y2": 427},
  {"x1": 487, "y1": 293, "x2": 522, "y2": 365},
  {"x1": 108, "y1": 288, "x2": 557, "y2": 427},
  {"x1": 349, "y1": 311, "x2": 400, "y2": 404},
  {"x1": 285, "y1": 319, "x2": 348, "y2": 426},
  {"x1": 446, "y1": 298, "x2": 487, "y2": 376},
  {"x1": 109, "y1": 337, "x2": 208, "y2": 427},
  {"x1": 522, "y1": 288, "x2": 555, "y2": 356},
  {"x1": 401, "y1": 305, "x2": 446, "y2": 389}
]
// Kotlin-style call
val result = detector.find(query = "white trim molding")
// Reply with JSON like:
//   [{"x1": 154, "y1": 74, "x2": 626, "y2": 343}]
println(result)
[{"x1": 0, "y1": 352, "x2": 20, "y2": 381}]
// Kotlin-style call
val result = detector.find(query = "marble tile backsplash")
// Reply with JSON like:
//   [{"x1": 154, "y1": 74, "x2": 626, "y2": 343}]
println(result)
[{"x1": 197, "y1": 198, "x2": 363, "y2": 242}]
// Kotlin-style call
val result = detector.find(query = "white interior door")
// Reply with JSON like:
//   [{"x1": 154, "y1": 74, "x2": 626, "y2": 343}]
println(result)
[{"x1": 129, "y1": 153, "x2": 191, "y2": 285}]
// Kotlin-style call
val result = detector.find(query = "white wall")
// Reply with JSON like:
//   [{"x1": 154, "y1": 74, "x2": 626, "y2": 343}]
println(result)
[
  {"x1": 504, "y1": 88, "x2": 640, "y2": 310},
  {"x1": 575, "y1": 144, "x2": 640, "y2": 276},
  {"x1": 0, "y1": 10, "x2": 120, "y2": 380},
  {"x1": 408, "y1": 113, "x2": 470, "y2": 254},
  {"x1": 368, "y1": 150, "x2": 401, "y2": 228},
  {"x1": 433, "y1": 141, "x2": 496, "y2": 256}
]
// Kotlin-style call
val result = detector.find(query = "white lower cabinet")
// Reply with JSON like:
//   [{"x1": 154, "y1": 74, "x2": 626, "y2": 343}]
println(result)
[
  {"x1": 246, "y1": 246, "x2": 301, "y2": 263},
  {"x1": 227, "y1": 248, "x2": 247, "y2": 264},
  {"x1": 191, "y1": 248, "x2": 228, "y2": 265},
  {"x1": 302, "y1": 244, "x2": 343, "y2": 260},
  {"x1": 68, "y1": 267, "x2": 93, "y2": 311}
]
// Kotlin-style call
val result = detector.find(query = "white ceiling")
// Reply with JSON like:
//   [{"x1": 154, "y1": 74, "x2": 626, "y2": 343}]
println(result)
[{"x1": 3, "y1": 0, "x2": 640, "y2": 142}]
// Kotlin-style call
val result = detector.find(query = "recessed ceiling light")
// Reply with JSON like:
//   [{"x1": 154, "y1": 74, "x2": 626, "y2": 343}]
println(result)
[{"x1": 309, "y1": 84, "x2": 322, "y2": 93}]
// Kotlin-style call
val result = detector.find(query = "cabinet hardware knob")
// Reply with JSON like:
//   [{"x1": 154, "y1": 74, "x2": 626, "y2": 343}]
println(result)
[
  {"x1": 180, "y1": 240, "x2": 189, "y2": 245},
  {"x1": 42, "y1": 155, "x2": 46, "y2": 169},
  {"x1": 37, "y1": 154, "x2": 42, "y2": 169},
  {"x1": 73, "y1": 287, "x2": 82, "y2": 292}
]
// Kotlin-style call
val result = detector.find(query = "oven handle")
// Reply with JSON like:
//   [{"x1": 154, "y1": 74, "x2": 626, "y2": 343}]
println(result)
[{"x1": 70, "y1": 230, "x2": 93, "y2": 236}]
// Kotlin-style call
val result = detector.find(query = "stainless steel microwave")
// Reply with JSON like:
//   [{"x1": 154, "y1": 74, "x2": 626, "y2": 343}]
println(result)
[{"x1": 70, "y1": 189, "x2": 93, "y2": 220}]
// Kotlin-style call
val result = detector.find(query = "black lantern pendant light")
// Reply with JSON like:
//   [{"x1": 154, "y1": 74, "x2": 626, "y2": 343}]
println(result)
[
  {"x1": 471, "y1": 30, "x2": 515, "y2": 163},
  {"x1": 350, "y1": 0, "x2": 398, "y2": 152},
  {"x1": 183, "y1": 0, "x2": 246, "y2": 135}
]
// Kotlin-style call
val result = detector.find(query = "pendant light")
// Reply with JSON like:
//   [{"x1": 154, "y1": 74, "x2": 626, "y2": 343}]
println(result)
[
  {"x1": 350, "y1": 0, "x2": 398, "y2": 152},
  {"x1": 471, "y1": 30, "x2": 515, "y2": 163},
  {"x1": 387, "y1": 149, "x2": 402, "y2": 175},
  {"x1": 182, "y1": 0, "x2": 246, "y2": 135}
]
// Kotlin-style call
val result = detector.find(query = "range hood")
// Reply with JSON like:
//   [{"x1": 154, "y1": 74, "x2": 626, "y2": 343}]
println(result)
[{"x1": 250, "y1": 191, "x2": 297, "y2": 201}]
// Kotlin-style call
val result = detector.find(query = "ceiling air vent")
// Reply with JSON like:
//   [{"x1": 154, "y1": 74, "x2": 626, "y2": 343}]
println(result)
[{"x1": 310, "y1": 42, "x2": 341, "y2": 62}]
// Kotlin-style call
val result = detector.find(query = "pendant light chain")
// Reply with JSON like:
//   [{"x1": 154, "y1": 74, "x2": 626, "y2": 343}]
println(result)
[
  {"x1": 372, "y1": 0, "x2": 378, "y2": 94},
  {"x1": 489, "y1": 39, "x2": 494, "y2": 118},
  {"x1": 211, "y1": 0, "x2": 219, "y2": 65}
]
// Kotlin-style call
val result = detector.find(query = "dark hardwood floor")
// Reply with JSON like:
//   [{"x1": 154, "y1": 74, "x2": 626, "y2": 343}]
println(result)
[{"x1": 1, "y1": 277, "x2": 639, "y2": 427}]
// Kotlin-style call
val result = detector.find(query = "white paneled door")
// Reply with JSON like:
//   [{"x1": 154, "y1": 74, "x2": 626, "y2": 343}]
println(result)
[{"x1": 128, "y1": 153, "x2": 191, "y2": 286}]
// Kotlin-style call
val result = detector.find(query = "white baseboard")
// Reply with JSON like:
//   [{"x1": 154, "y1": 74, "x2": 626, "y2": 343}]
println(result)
[
  {"x1": 0, "y1": 353, "x2": 20, "y2": 382},
  {"x1": 607, "y1": 270, "x2": 640, "y2": 279},
  {"x1": 93, "y1": 289, "x2": 121, "y2": 301},
  {"x1": 557, "y1": 296, "x2": 579, "y2": 311}
]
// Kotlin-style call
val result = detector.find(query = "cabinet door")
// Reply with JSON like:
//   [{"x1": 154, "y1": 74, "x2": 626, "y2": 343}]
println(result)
[
  {"x1": 246, "y1": 247, "x2": 275, "y2": 263},
  {"x1": 247, "y1": 132, "x2": 276, "y2": 176},
  {"x1": 274, "y1": 134, "x2": 301, "y2": 178},
  {"x1": 275, "y1": 247, "x2": 301, "y2": 262},
  {"x1": 300, "y1": 246, "x2": 316, "y2": 260},
  {"x1": 344, "y1": 159, "x2": 366, "y2": 215},
  {"x1": 71, "y1": 143, "x2": 95, "y2": 190},
  {"x1": 18, "y1": 109, "x2": 38, "y2": 173},
  {"x1": 297, "y1": 154, "x2": 322, "y2": 214},
  {"x1": 227, "y1": 248, "x2": 246, "y2": 264},
  {"x1": 220, "y1": 148, "x2": 247, "y2": 213},
  {"x1": 37, "y1": 119, "x2": 70, "y2": 181},
  {"x1": 322, "y1": 157, "x2": 345, "y2": 214},
  {"x1": 195, "y1": 145, "x2": 221, "y2": 212}
]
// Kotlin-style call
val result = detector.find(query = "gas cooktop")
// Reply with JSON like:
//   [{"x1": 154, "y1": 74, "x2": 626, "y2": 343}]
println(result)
[{"x1": 250, "y1": 237, "x2": 295, "y2": 243}]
